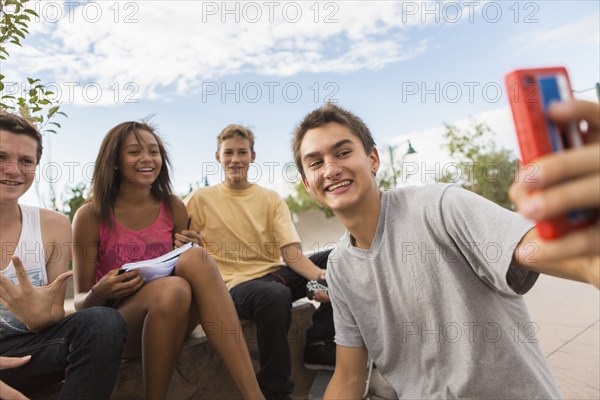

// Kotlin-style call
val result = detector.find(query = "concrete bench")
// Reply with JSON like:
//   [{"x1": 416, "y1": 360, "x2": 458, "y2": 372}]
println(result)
[
  {"x1": 111, "y1": 302, "x2": 318, "y2": 399},
  {"x1": 37, "y1": 302, "x2": 318, "y2": 399},
  {"x1": 37, "y1": 299, "x2": 396, "y2": 399}
]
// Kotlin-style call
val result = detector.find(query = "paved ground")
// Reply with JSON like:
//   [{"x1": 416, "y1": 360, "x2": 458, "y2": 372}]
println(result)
[{"x1": 524, "y1": 275, "x2": 600, "y2": 399}]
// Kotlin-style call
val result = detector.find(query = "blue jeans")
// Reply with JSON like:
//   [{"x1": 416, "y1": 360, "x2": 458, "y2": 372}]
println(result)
[{"x1": 0, "y1": 307, "x2": 127, "y2": 399}]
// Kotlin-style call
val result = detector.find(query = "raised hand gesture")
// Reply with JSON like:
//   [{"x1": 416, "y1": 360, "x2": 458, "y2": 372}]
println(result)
[{"x1": 0, "y1": 257, "x2": 73, "y2": 332}]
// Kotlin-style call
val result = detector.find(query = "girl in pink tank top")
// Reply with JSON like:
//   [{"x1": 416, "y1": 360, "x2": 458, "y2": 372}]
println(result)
[
  {"x1": 96, "y1": 201, "x2": 173, "y2": 282},
  {"x1": 72, "y1": 121, "x2": 264, "y2": 400}
]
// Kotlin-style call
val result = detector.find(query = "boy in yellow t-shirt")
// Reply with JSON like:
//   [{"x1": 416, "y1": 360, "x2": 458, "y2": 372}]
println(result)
[{"x1": 180, "y1": 125, "x2": 334, "y2": 400}]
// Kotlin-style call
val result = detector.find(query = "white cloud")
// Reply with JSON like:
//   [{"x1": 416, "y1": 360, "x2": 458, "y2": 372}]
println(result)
[{"x1": 6, "y1": 1, "x2": 442, "y2": 105}]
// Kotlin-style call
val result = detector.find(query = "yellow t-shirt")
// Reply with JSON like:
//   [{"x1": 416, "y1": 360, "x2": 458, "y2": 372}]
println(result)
[{"x1": 184, "y1": 184, "x2": 301, "y2": 289}]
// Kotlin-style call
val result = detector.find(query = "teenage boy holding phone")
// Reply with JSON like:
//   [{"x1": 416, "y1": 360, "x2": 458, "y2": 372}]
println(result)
[{"x1": 291, "y1": 100, "x2": 598, "y2": 398}]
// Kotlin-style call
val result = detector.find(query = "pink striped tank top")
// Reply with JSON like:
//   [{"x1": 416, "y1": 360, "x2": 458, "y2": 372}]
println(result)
[{"x1": 96, "y1": 201, "x2": 174, "y2": 282}]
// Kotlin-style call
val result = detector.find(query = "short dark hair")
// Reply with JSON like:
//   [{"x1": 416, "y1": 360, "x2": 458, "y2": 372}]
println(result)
[
  {"x1": 0, "y1": 111, "x2": 43, "y2": 163},
  {"x1": 292, "y1": 103, "x2": 375, "y2": 177}
]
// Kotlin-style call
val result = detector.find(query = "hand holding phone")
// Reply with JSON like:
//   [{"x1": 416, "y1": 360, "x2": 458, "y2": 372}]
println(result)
[{"x1": 505, "y1": 67, "x2": 598, "y2": 239}]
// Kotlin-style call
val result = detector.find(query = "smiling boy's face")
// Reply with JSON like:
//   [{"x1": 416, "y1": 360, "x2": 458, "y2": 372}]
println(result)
[
  {"x1": 300, "y1": 122, "x2": 380, "y2": 214},
  {"x1": 216, "y1": 135, "x2": 256, "y2": 186},
  {"x1": 0, "y1": 130, "x2": 38, "y2": 204}
]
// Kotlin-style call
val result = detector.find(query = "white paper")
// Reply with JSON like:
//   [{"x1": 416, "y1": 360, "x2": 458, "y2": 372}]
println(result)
[{"x1": 120, "y1": 242, "x2": 195, "y2": 282}]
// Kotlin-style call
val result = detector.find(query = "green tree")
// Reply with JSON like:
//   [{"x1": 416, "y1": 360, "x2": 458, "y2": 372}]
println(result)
[
  {"x1": 285, "y1": 181, "x2": 334, "y2": 218},
  {"x1": 62, "y1": 182, "x2": 87, "y2": 221},
  {"x1": 1, "y1": 0, "x2": 65, "y2": 130},
  {"x1": 376, "y1": 144, "x2": 408, "y2": 190},
  {"x1": 2, "y1": 0, "x2": 67, "y2": 209},
  {"x1": 437, "y1": 119, "x2": 518, "y2": 209}
]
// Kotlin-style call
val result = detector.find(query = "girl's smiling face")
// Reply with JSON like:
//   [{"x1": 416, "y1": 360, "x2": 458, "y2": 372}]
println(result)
[{"x1": 119, "y1": 130, "x2": 163, "y2": 188}]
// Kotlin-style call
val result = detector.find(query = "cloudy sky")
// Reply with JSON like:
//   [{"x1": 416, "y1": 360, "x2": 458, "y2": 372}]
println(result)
[{"x1": 3, "y1": 0, "x2": 599, "y2": 208}]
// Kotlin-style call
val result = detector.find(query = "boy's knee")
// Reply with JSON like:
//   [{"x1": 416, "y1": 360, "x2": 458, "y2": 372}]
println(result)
[
  {"x1": 75, "y1": 307, "x2": 124, "y2": 328},
  {"x1": 73, "y1": 307, "x2": 128, "y2": 347},
  {"x1": 256, "y1": 284, "x2": 292, "y2": 313}
]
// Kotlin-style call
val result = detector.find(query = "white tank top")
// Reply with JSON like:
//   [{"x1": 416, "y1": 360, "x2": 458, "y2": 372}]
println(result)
[{"x1": 1, "y1": 204, "x2": 48, "y2": 337}]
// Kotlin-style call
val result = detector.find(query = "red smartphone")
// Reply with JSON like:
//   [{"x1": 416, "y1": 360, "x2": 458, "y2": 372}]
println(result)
[{"x1": 505, "y1": 67, "x2": 597, "y2": 239}]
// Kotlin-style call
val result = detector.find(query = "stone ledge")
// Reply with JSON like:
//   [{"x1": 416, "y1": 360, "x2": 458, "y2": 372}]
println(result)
[
  {"x1": 112, "y1": 302, "x2": 317, "y2": 399},
  {"x1": 38, "y1": 302, "x2": 317, "y2": 400},
  {"x1": 41, "y1": 301, "x2": 397, "y2": 399}
]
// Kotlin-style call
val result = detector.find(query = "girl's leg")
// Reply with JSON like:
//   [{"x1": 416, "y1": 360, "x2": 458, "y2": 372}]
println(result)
[
  {"x1": 117, "y1": 276, "x2": 192, "y2": 399},
  {"x1": 175, "y1": 247, "x2": 264, "y2": 400}
]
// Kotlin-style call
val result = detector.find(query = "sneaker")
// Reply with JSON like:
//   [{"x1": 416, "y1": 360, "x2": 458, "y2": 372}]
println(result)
[
  {"x1": 262, "y1": 389, "x2": 292, "y2": 400},
  {"x1": 261, "y1": 382, "x2": 293, "y2": 400},
  {"x1": 304, "y1": 339, "x2": 335, "y2": 371}
]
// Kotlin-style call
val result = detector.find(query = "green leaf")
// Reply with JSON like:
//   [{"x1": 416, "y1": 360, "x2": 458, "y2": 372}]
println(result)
[{"x1": 47, "y1": 105, "x2": 60, "y2": 117}]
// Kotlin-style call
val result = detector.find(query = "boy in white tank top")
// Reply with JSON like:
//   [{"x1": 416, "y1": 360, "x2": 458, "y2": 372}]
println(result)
[{"x1": 0, "y1": 112, "x2": 128, "y2": 399}]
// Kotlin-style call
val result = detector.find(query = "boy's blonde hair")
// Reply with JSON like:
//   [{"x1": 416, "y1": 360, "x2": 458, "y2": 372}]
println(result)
[{"x1": 217, "y1": 124, "x2": 256, "y2": 152}]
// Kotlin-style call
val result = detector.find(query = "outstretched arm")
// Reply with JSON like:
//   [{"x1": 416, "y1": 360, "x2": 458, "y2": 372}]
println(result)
[
  {"x1": 511, "y1": 100, "x2": 599, "y2": 288},
  {"x1": 281, "y1": 244, "x2": 325, "y2": 281},
  {"x1": 323, "y1": 345, "x2": 368, "y2": 399},
  {"x1": 281, "y1": 244, "x2": 330, "y2": 302}
]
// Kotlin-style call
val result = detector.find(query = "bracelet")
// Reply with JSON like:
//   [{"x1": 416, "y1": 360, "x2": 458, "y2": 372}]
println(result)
[{"x1": 90, "y1": 287, "x2": 107, "y2": 302}]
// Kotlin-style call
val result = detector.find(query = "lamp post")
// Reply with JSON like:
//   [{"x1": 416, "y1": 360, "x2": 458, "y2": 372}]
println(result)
[{"x1": 386, "y1": 140, "x2": 416, "y2": 188}]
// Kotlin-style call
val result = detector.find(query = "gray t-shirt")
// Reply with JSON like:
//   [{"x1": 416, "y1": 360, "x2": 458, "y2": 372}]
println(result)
[{"x1": 328, "y1": 184, "x2": 560, "y2": 399}]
